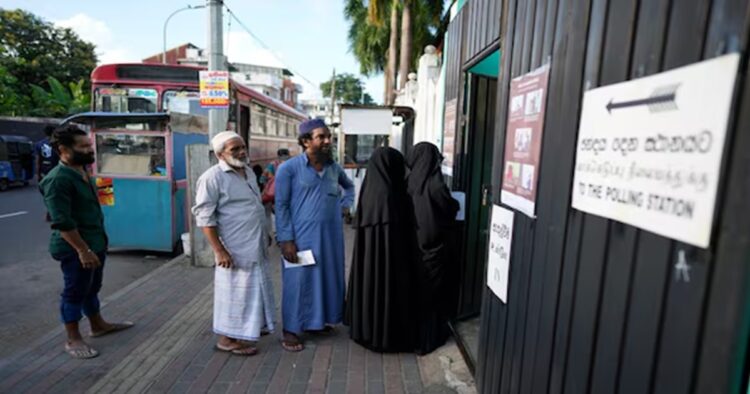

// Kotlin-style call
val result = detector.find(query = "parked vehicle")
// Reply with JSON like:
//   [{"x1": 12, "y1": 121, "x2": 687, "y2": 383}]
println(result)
[{"x1": 0, "y1": 135, "x2": 33, "y2": 191}]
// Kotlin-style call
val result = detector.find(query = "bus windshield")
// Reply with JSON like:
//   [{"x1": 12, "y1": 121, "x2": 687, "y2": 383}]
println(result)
[
  {"x1": 162, "y1": 90, "x2": 208, "y2": 116},
  {"x1": 95, "y1": 88, "x2": 158, "y2": 113}
]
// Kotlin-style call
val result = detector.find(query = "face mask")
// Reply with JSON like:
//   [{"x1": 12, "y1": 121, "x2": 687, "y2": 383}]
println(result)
[{"x1": 71, "y1": 149, "x2": 95, "y2": 165}]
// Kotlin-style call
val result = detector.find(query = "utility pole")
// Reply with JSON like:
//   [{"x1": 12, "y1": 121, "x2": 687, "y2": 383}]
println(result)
[
  {"x1": 191, "y1": 0, "x2": 227, "y2": 268},
  {"x1": 330, "y1": 69, "x2": 343, "y2": 164},
  {"x1": 329, "y1": 68, "x2": 337, "y2": 124},
  {"x1": 207, "y1": 0, "x2": 227, "y2": 143}
]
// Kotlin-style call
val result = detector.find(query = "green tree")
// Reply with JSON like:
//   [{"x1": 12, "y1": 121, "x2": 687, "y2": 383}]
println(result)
[
  {"x1": 345, "y1": 0, "x2": 445, "y2": 105},
  {"x1": 0, "y1": 65, "x2": 30, "y2": 116},
  {"x1": 30, "y1": 76, "x2": 90, "y2": 117},
  {"x1": 320, "y1": 73, "x2": 374, "y2": 105},
  {"x1": 0, "y1": 8, "x2": 97, "y2": 115}
]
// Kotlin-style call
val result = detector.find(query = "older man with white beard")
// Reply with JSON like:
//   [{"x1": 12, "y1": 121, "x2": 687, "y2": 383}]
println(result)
[{"x1": 192, "y1": 131, "x2": 275, "y2": 356}]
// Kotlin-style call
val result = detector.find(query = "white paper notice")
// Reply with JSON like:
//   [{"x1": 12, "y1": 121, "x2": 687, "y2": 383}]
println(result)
[
  {"x1": 571, "y1": 53, "x2": 740, "y2": 248},
  {"x1": 487, "y1": 205, "x2": 514, "y2": 303},
  {"x1": 283, "y1": 250, "x2": 316, "y2": 269},
  {"x1": 451, "y1": 191, "x2": 466, "y2": 221}
]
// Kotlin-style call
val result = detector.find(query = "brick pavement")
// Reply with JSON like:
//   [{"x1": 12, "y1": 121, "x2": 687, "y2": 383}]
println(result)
[{"x1": 0, "y1": 231, "x2": 474, "y2": 393}]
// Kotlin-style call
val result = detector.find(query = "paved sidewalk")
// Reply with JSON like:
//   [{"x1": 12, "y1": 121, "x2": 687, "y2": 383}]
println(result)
[{"x1": 0, "y1": 231, "x2": 475, "y2": 393}]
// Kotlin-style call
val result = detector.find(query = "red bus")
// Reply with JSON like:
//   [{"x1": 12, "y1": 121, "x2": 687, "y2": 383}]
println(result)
[{"x1": 90, "y1": 63, "x2": 307, "y2": 164}]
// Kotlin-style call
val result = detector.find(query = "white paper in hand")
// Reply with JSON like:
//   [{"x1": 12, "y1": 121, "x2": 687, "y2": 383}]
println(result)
[{"x1": 283, "y1": 250, "x2": 316, "y2": 269}]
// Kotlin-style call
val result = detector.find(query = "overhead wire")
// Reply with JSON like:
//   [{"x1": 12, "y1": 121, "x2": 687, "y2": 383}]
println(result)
[{"x1": 222, "y1": 1, "x2": 318, "y2": 89}]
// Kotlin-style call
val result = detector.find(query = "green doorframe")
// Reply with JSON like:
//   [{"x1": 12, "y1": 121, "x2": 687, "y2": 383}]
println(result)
[{"x1": 456, "y1": 73, "x2": 498, "y2": 319}]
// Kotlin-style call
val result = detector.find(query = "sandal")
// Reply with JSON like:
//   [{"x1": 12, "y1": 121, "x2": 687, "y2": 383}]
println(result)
[
  {"x1": 65, "y1": 343, "x2": 99, "y2": 359},
  {"x1": 90, "y1": 321, "x2": 134, "y2": 338},
  {"x1": 280, "y1": 332, "x2": 304, "y2": 352},
  {"x1": 216, "y1": 342, "x2": 259, "y2": 356}
]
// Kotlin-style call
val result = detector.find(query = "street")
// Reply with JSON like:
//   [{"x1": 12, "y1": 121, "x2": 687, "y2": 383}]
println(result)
[{"x1": 0, "y1": 182, "x2": 168, "y2": 359}]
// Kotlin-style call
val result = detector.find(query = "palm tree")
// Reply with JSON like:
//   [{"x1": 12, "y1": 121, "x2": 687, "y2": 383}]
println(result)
[
  {"x1": 344, "y1": 0, "x2": 393, "y2": 103},
  {"x1": 398, "y1": 0, "x2": 412, "y2": 93},
  {"x1": 345, "y1": 0, "x2": 445, "y2": 104}
]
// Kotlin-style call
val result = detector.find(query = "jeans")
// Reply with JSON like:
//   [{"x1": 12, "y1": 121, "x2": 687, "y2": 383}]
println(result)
[{"x1": 54, "y1": 251, "x2": 106, "y2": 324}]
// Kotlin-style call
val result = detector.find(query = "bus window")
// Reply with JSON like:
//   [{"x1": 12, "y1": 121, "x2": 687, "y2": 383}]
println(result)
[
  {"x1": 163, "y1": 90, "x2": 207, "y2": 116},
  {"x1": 95, "y1": 134, "x2": 167, "y2": 177},
  {"x1": 266, "y1": 111, "x2": 278, "y2": 135},
  {"x1": 95, "y1": 88, "x2": 158, "y2": 113},
  {"x1": 252, "y1": 104, "x2": 266, "y2": 135}
]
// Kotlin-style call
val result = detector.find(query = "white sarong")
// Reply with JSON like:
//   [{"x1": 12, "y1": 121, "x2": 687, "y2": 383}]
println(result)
[{"x1": 213, "y1": 259, "x2": 276, "y2": 341}]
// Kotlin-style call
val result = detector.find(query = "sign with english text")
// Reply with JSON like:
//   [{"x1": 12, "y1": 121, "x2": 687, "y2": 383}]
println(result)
[
  {"x1": 199, "y1": 71, "x2": 230, "y2": 108},
  {"x1": 571, "y1": 53, "x2": 740, "y2": 248},
  {"x1": 487, "y1": 205, "x2": 514, "y2": 303}
]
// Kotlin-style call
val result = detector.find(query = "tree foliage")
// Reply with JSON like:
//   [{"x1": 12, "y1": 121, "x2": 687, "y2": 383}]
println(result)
[
  {"x1": 0, "y1": 8, "x2": 97, "y2": 116},
  {"x1": 320, "y1": 73, "x2": 374, "y2": 105},
  {"x1": 344, "y1": 0, "x2": 390, "y2": 76},
  {"x1": 30, "y1": 76, "x2": 90, "y2": 117},
  {"x1": 344, "y1": 0, "x2": 445, "y2": 103}
]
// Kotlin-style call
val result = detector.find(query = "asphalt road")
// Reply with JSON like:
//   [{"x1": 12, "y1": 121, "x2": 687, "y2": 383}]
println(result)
[{"x1": 0, "y1": 182, "x2": 169, "y2": 358}]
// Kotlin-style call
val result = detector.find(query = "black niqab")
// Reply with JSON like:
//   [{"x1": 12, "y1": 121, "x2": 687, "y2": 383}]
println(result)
[
  {"x1": 406, "y1": 142, "x2": 460, "y2": 355},
  {"x1": 346, "y1": 147, "x2": 417, "y2": 352}
]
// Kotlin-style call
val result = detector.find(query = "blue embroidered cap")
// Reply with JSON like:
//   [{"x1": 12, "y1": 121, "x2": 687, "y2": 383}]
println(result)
[{"x1": 299, "y1": 118, "x2": 327, "y2": 136}]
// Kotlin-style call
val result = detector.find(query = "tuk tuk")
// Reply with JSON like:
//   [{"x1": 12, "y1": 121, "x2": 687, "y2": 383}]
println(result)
[
  {"x1": 60, "y1": 112, "x2": 208, "y2": 252},
  {"x1": 0, "y1": 135, "x2": 34, "y2": 191},
  {"x1": 337, "y1": 105, "x2": 415, "y2": 214}
]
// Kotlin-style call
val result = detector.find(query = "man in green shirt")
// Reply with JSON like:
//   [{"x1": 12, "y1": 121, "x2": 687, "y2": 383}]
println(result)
[{"x1": 40, "y1": 125, "x2": 133, "y2": 359}]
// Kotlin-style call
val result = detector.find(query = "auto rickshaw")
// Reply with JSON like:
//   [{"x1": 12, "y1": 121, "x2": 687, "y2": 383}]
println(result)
[{"x1": 0, "y1": 135, "x2": 34, "y2": 191}]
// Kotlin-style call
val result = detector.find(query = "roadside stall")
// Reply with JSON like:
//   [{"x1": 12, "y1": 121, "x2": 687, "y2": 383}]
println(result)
[{"x1": 60, "y1": 112, "x2": 208, "y2": 252}]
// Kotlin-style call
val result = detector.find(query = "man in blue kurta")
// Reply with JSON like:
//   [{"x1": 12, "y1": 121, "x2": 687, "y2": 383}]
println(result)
[{"x1": 275, "y1": 118, "x2": 355, "y2": 352}]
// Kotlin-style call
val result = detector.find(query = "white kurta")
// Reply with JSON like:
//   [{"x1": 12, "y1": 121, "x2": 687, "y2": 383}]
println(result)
[{"x1": 193, "y1": 161, "x2": 276, "y2": 341}]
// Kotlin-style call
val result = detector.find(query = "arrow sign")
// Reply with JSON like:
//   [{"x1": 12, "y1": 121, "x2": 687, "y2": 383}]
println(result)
[{"x1": 606, "y1": 84, "x2": 680, "y2": 114}]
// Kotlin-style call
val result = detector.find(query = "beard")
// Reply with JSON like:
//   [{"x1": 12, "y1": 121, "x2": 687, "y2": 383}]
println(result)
[
  {"x1": 313, "y1": 146, "x2": 333, "y2": 162},
  {"x1": 224, "y1": 155, "x2": 247, "y2": 168},
  {"x1": 71, "y1": 150, "x2": 95, "y2": 165}
]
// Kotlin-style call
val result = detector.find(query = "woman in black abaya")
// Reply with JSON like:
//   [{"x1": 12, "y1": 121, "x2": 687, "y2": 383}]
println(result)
[
  {"x1": 345, "y1": 147, "x2": 416, "y2": 352},
  {"x1": 406, "y1": 142, "x2": 460, "y2": 355}
]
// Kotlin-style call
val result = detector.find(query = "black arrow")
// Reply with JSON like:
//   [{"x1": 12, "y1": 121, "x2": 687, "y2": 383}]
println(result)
[{"x1": 606, "y1": 84, "x2": 680, "y2": 114}]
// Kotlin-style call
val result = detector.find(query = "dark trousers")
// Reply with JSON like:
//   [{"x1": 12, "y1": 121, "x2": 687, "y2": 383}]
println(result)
[{"x1": 54, "y1": 252, "x2": 106, "y2": 324}]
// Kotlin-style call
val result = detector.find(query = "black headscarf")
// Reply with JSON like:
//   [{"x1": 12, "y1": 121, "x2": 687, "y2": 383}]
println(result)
[
  {"x1": 406, "y1": 142, "x2": 444, "y2": 196},
  {"x1": 406, "y1": 142, "x2": 459, "y2": 248},
  {"x1": 356, "y1": 147, "x2": 410, "y2": 227}
]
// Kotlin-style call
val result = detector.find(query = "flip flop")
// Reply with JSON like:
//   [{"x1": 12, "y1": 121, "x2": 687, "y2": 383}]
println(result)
[
  {"x1": 65, "y1": 343, "x2": 99, "y2": 359},
  {"x1": 90, "y1": 321, "x2": 134, "y2": 338},
  {"x1": 216, "y1": 342, "x2": 259, "y2": 356},
  {"x1": 280, "y1": 332, "x2": 304, "y2": 352}
]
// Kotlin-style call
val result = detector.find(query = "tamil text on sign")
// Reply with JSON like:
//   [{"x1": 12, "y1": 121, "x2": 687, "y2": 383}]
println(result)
[
  {"x1": 571, "y1": 53, "x2": 740, "y2": 248},
  {"x1": 487, "y1": 205, "x2": 514, "y2": 303}
]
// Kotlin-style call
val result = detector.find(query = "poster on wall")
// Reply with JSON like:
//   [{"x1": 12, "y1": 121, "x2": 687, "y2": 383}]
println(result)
[
  {"x1": 487, "y1": 205, "x2": 514, "y2": 303},
  {"x1": 501, "y1": 64, "x2": 551, "y2": 218},
  {"x1": 96, "y1": 178, "x2": 115, "y2": 206},
  {"x1": 442, "y1": 98, "x2": 458, "y2": 176},
  {"x1": 571, "y1": 53, "x2": 740, "y2": 248}
]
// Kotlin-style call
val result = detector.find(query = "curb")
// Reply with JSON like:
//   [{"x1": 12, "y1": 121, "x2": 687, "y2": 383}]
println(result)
[{"x1": 0, "y1": 254, "x2": 191, "y2": 368}]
